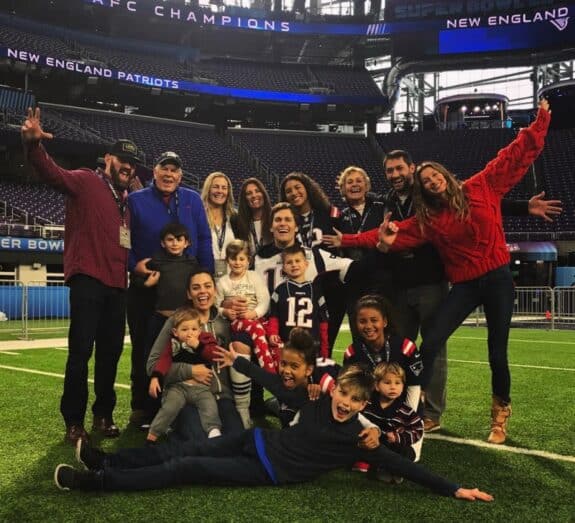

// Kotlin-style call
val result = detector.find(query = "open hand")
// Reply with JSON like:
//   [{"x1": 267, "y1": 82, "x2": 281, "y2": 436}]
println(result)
[
  {"x1": 21, "y1": 107, "x2": 54, "y2": 143},
  {"x1": 528, "y1": 192, "x2": 562, "y2": 222},
  {"x1": 454, "y1": 487, "x2": 494, "y2": 502},
  {"x1": 322, "y1": 228, "x2": 343, "y2": 248},
  {"x1": 213, "y1": 344, "x2": 237, "y2": 368}
]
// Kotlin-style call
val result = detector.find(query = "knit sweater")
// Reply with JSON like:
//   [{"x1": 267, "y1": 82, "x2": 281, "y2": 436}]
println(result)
[{"x1": 340, "y1": 108, "x2": 550, "y2": 284}]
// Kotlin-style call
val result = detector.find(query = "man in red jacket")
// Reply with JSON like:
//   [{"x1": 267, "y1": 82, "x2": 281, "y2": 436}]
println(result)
[{"x1": 22, "y1": 107, "x2": 142, "y2": 445}]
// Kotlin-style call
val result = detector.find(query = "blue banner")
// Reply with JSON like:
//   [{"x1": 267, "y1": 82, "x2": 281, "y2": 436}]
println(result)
[
  {"x1": 1, "y1": 47, "x2": 386, "y2": 104},
  {"x1": 0, "y1": 236, "x2": 64, "y2": 253}
]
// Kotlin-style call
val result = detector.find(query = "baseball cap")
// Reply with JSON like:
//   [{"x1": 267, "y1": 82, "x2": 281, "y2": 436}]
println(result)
[
  {"x1": 156, "y1": 151, "x2": 182, "y2": 169},
  {"x1": 108, "y1": 139, "x2": 142, "y2": 164}
]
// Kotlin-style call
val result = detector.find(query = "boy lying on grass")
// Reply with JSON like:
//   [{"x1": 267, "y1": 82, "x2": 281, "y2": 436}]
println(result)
[{"x1": 54, "y1": 364, "x2": 493, "y2": 502}]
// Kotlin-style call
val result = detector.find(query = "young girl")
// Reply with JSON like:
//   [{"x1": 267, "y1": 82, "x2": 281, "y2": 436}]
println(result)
[
  {"x1": 216, "y1": 328, "x2": 339, "y2": 427},
  {"x1": 344, "y1": 294, "x2": 422, "y2": 413},
  {"x1": 355, "y1": 362, "x2": 424, "y2": 478},
  {"x1": 216, "y1": 240, "x2": 275, "y2": 373}
]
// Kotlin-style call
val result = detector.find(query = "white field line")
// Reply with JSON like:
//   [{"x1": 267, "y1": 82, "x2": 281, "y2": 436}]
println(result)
[
  {"x1": 0, "y1": 351, "x2": 20, "y2": 356},
  {"x1": 0, "y1": 364, "x2": 130, "y2": 389},
  {"x1": 338, "y1": 324, "x2": 575, "y2": 345},
  {"x1": 452, "y1": 335, "x2": 575, "y2": 346},
  {"x1": 448, "y1": 359, "x2": 575, "y2": 372},
  {"x1": 330, "y1": 347, "x2": 575, "y2": 372},
  {"x1": 425, "y1": 433, "x2": 575, "y2": 464},
  {"x1": 1, "y1": 363, "x2": 574, "y2": 463}
]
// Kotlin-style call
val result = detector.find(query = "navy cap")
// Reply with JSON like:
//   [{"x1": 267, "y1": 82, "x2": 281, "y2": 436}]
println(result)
[{"x1": 156, "y1": 151, "x2": 182, "y2": 168}]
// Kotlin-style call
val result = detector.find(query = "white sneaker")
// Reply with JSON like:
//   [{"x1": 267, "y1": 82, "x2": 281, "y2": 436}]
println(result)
[{"x1": 208, "y1": 428, "x2": 222, "y2": 438}]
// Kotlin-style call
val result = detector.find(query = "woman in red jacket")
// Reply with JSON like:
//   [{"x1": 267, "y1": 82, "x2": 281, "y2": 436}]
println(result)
[{"x1": 335, "y1": 99, "x2": 551, "y2": 444}]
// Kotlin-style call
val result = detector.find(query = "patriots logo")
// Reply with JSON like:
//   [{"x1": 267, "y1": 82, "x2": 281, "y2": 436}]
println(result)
[
  {"x1": 550, "y1": 17, "x2": 569, "y2": 31},
  {"x1": 409, "y1": 361, "x2": 424, "y2": 377}
]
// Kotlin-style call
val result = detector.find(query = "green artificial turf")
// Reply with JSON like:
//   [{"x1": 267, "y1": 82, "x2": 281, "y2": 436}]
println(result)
[{"x1": 0, "y1": 326, "x2": 573, "y2": 522}]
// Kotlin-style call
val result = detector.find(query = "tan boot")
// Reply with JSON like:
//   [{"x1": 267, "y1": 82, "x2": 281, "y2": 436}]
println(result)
[{"x1": 487, "y1": 396, "x2": 511, "y2": 444}]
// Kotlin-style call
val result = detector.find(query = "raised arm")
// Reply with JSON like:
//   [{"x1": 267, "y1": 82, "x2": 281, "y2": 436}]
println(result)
[
  {"x1": 22, "y1": 107, "x2": 85, "y2": 195},
  {"x1": 477, "y1": 99, "x2": 551, "y2": 196}
]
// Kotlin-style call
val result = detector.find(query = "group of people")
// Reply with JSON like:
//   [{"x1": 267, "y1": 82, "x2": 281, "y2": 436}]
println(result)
[{"x1": 20, "y1": 99, "x2": 555, "y2": 500}]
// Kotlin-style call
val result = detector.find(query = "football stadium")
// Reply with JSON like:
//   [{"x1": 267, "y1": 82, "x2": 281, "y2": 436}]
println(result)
[{"x1": 0, "y1": 0, "x2": 573, "y2": 520}]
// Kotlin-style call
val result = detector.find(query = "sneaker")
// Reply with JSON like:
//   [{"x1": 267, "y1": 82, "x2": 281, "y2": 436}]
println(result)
[
  {"x1": 54, "y1": 464, "x2": 103, "y2": 491},
  {"x1": 92, "y1": 416, "x2": 120, "y2": 438},
  {"x1": 352, "y1": 461, "x2": 370, "y2": 473},
  {"x1": 423, "y1": 418, "x2": 441, "y2": 433},
  {"x1": 64, "y1": 424, "x2": 89, "y2": 446},
  {"x1": 75, "y1": 439, "x2": 107, "y2": 471}
]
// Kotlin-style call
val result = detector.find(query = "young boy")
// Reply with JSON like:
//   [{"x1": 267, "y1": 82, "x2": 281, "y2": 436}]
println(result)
[
  {"x1": 267, "y1": 244, "x2": 330, "y2": 359},
  {"x1": 354, "y1": 362, "x2": 424, "y2": 479},
  {"x1": 142, "y1": 223, "x2": 200, "y2": 353},
  {"x1": 54, "y1": 365, "x2": 493, "y2": 504},
  {"x1": 146, "y1": 307, "x2": 222, "y2": 444}
]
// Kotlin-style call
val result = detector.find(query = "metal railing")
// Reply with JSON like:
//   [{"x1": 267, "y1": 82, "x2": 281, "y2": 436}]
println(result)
[
  {"x1": 0, "y1": 279, "x2": 70, "y2": 339},
  {"x1": 1, "y1": 283, "x2": 574, "y2": 340}
]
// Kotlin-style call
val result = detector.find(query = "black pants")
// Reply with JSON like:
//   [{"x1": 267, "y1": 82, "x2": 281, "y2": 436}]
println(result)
[
  {"x1": 103, "y1": 430, "x2": 272, "y2": 491},
  {"x1": 126, "y1": 281, "x2": 156, "y2": 415},
  {"x1": 60, "y1": 274, "x2": 126, "y2": 425}
]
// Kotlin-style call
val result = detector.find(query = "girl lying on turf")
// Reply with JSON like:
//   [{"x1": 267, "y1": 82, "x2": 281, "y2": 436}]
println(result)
[
  {"x1": 215, "y1": 327, "x2": 340, "y2": 428},
  {"x1": 54, "y1": 365, "x2": 493, "y2": 502}
]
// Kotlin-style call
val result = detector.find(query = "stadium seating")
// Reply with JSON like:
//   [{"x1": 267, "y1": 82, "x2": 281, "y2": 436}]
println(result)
[
  {"x1": 230, "y1": 129, "x2": 385, "y2": 204},
  {"x1": 0, "y1": 23, "x2": 381, "y2": 97},
  {"x1": 0, "y1": 182, "x2": 65, "y2": 224},
  {"x1": 376, "y1": 128, "x2": 566, "y2": 239}
]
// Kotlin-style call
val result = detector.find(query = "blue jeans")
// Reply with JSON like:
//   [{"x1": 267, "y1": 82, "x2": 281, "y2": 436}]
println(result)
[
  {"x1": 102, "y1": 430, "x2": 271, "y2": 491},
  {"x1": 420, "y1": 265, "x2": 514, "y2": 403}
]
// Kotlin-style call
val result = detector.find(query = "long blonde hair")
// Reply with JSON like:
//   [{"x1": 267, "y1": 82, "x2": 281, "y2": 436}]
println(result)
[
  {"x1": 413, "y1": 161, "x2": 469, "y2": 234},
  {"x1": 201, "y1": 171, "x2": 236, "y2": 228}
]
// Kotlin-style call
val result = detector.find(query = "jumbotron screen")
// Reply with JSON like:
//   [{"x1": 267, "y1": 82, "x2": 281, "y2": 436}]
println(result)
[{"x1": 386, "y1": 0, "x2": 574, "y2": 58}]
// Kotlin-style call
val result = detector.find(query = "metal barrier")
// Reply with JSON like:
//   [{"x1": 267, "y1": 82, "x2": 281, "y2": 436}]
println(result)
[
  {"x1": 0, "y1": 279, "x2": 25, "y2": 338},
  {"x1": 0, "y1": 279, "x2": 70, "y2": 339},
  {"x1": 554, "y1": 286, "x2": 575, "y2": 328},
  {"x1": 1, "y1": 283, "x2": 574, "y2": 340}
]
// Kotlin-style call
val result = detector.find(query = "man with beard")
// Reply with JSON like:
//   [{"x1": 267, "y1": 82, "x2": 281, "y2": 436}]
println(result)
[
  {"x1": 21, "y1": 107, "x2": 142, "y2": 444},
  {"x1": 126, "y1": 152, "x2": 213, "y2": 429},
  {"x1": 332, "y1": 149, "x2": 561, "y2": 433}
]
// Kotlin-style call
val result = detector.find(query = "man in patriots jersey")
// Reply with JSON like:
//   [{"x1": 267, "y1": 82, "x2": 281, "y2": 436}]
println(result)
[
  {"x1": 267, "y1": 245, "x2": 330, "y2": 358},
  {"x1": 254, "y1": 203, "x2": 358, "y2": 297}
]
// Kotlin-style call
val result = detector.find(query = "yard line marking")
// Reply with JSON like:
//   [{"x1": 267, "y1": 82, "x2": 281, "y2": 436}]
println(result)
[
  {"x1": 425, "y1": 433, "x2": 575, "y2": 463},
  {"x1": 452, "y1": 335, "x2": 575, "y2": 346},
  {"x1": 331, "y1": 348, "x2": 575, "y2": 372},
  {"x1": 0, "y1": 351, "x2": 20, "y2": 356},
  {"x1": 1, "y1": 363, "x2": 574, "y2": 463},
  {"x1": 449, "y1": 359, "x2": 575, "y2": 372},
  {"x1": 0, "y1": 365, "x2": 130, "y2": 389}
]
